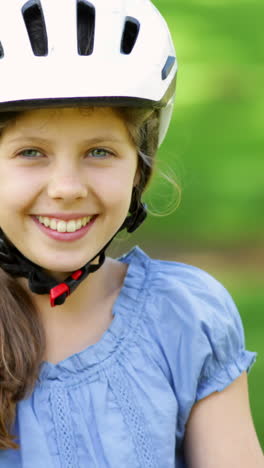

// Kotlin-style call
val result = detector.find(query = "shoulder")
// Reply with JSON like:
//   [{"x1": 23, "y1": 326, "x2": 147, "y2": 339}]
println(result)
[
  {"x1": 118, "y1": 247, "x2": 256, "y2": 439},
  {"x1": 122, "y1": 247, "x2": 256, "y2": 393},
  {"x1": 121, "y1": 247, "x2": 244, "y2": 346},
  {"x1": 137, "y1": 247, "x2": 241, "y2": 333}
]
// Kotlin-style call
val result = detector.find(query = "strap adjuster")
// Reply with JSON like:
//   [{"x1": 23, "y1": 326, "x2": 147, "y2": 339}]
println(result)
[
  {"x1": 49, "y1": 270, "x2": 84, "y2": 307},
  {"x1": 50, "y1": 283, "x2": 70, "y2": 307},
  {"x1": 71, "y1": 269, "x2": 83, "y2": 281}
]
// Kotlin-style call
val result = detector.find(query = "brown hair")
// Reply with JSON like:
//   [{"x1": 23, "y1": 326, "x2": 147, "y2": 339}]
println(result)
[
  {"x1": 0, "y1": 269, "x2": 45, "y2": 449},
  {"x1": 0, "y1": 106, "x2": 159, "y2": 450}
]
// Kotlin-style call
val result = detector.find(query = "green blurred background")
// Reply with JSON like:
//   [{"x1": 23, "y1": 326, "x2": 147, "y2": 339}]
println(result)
[{"x1": 112, "y1": 0, "x2": 264, "y2": 449}]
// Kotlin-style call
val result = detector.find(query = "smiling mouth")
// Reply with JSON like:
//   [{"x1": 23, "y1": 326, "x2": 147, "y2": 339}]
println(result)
[{"x1": 35, "y1": 215, "x2": 96, "y2": 233}]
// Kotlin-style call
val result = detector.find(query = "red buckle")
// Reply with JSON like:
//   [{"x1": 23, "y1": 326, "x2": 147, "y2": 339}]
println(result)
[
  {"x1": 71, "y1": 269, "x2": 83, "y2": 281},
  {"x1": 50, "y1": 283, "x2": 70, "y2": 307}
]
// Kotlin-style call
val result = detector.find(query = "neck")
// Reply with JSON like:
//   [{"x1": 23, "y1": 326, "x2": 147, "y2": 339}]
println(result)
[
  {"x1": 18, "y1": 256, "x2": 128, "y2": 326},
  {"x1": 17, "y1": 257, "x2": 128, "y2": 364}
]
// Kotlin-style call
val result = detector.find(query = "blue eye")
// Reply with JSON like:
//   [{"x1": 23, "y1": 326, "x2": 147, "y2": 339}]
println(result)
[
  {"x1": 88, "y1": 148, "x2": 114, "y2": 159},
  {"x1": 19, "y1": 149, "x2": 43, "y2": 158}
]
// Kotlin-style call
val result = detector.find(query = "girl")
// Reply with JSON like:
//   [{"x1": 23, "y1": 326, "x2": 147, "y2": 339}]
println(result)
[{"x1": 0, "y1": 0, "x2": 262, "y2": 467}]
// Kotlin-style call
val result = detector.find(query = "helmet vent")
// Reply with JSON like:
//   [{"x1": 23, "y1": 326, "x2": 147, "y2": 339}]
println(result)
[
  {"x1": 0, "y1": 42, "x2": 4, "y2": 59},
  {"x1": 162, "y1": 56, "x2": 176, "y2": 80},
  {"x1": 121, "y1": 17, "x2": 140, "y2": 55},
  {"x1": 77, "y1": 1, "x2": 95, "y2": 55},
  {"x1": 22, "y1": 1, "x2": 48, "y2": 56}
]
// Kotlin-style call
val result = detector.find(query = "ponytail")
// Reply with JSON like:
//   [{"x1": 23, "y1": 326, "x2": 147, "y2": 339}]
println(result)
[{"x1": 0, "y1": 269, "x2": 45, "y2": 449}]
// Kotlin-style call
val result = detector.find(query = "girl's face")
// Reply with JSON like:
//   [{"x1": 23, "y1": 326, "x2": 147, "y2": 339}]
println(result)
[{"x1": 0, "y1": 107, "x2": 138, "y2": 278}]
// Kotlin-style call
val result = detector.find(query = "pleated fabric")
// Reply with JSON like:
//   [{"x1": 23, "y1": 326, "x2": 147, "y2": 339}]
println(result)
[{"x1": 1, "y1": 247, "x2": 256, "y2": 468}]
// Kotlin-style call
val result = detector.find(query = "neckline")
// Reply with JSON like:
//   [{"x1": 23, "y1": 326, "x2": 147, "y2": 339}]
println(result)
[{"x1": 37, "y1": 246, "x2": 150, "y2": 384}]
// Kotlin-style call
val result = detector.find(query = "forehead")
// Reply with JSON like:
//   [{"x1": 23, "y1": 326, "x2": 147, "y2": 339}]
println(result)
[{"x1": 4, "y1": 107, "x2": 130, "y2": 140}]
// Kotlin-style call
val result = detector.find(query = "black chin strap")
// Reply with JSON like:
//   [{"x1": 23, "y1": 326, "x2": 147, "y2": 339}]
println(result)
[{"x1": 0, "y1": 200, "x2": 147, "y2": 307}]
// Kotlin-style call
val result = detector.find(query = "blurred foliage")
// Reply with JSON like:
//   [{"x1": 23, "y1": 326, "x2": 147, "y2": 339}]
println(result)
[{"x1": 139, "y1": 0, "x2": 264, "y2": 247}]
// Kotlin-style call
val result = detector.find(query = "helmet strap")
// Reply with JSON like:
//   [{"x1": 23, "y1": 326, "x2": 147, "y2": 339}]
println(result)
[{"x1": 0, "y1": 199, "x2": 147, "y2": 307}]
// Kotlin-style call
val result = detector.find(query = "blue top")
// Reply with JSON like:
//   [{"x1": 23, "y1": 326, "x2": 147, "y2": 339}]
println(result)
[{"x1": 1, "y1": 247, "x2": 256, "y2": 468}]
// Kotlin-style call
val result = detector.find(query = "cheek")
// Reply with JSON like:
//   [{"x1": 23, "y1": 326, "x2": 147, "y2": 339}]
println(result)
[
  {"x1": 0, "y1": 165, "x2": 42, "y2": 212},
  {"x1": 90, "y1": 165, "x2": 136, "y2": 208}
]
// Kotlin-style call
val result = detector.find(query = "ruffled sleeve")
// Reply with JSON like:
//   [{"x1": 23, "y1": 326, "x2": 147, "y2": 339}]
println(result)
[
  {"x1": 142, "y1": 256, "x2": 256, "y2": 437},
  {"x1": 195, "y1": 284, "x2": 256, "y2": 400}
]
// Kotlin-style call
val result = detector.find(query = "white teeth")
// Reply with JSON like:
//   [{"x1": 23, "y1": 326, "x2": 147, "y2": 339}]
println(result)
[
  {"x1": 66, "y1": 220, "x2": 76, "y2": 233},
  {"x1": 44, "y1": 217, "x2": 50, "y2": 227},
  {"x1": 50, "y1": 219, "x2": 57, "y2": 230},
  {"x1": 67, "y1": 219, "x2": 82, "y2": 232},
  {"x1": 57, "y1": 221, "x2": 67, "y2": 233},
  {"x1": 76, "y1": 219, "x2": 82, "y2": 230},
  {"x1": 36, "y1": 215, "x2": 93, "y2": 233}
]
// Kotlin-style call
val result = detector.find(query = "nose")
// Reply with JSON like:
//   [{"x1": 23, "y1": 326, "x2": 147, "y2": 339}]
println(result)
[{"x1": 47, "y1": 164, "x2": 88, "y2": 201}]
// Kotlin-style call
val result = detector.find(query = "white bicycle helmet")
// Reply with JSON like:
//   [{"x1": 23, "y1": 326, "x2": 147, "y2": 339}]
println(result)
[{"x1": 0, "y1": 0, "x2": 177, "y2": 145}]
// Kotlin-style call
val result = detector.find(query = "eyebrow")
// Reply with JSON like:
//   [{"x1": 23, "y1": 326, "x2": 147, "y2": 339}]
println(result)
[{"x1": 6, "y1": 135, "x2": 127, "y2": 146}]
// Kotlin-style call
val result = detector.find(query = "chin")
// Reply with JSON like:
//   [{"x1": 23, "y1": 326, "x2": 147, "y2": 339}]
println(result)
[
  {"x1": 26, "y1": 248, "x2": 89, "y2": 269},
  {"x1": 43, "y1": 269, "x2": 72, "y2": 282},
  {"x1": 44, "y1": 261, "x2": 85, "y2": 274}
]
